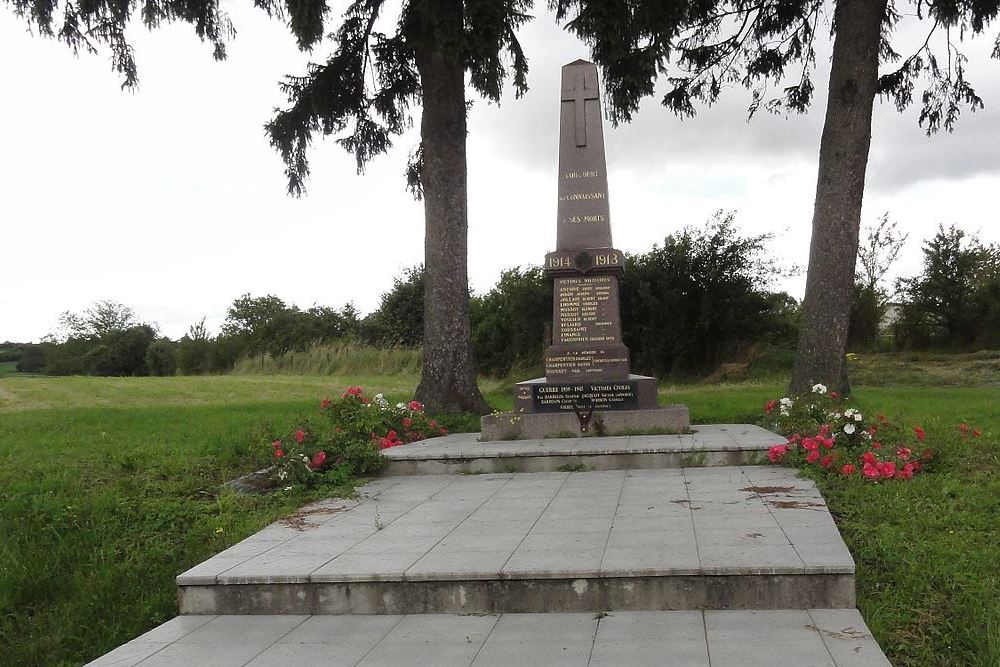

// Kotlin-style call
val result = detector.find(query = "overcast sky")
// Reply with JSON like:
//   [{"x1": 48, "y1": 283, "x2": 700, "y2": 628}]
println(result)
[{"x1": 2, "y1": 4, "x2": 999, "y2": 343}]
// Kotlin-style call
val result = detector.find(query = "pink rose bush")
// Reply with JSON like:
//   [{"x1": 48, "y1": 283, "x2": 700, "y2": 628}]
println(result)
[
  {"x1": 267, "y1": 387, "x2": 447, "y2": 488},
  {"x1": 762, "y1": 383, "x2": 943, "y2": 483}
]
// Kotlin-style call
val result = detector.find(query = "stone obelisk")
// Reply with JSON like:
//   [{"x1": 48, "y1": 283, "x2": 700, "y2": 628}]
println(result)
[
  {"x1": 481, "y1": 60, "x2": 689, "y2": 439},
  {"x1": 543, "y1": 59, "x2": 630, "y2": 382}
]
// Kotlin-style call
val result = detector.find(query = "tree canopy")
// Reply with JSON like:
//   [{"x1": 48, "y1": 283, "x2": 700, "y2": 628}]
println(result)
[{"x1": 552, "y1": 0, "x2": 999, "y2": 133}]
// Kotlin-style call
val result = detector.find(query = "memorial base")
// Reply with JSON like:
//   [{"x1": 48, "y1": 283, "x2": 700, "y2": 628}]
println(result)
[
  {"x1": 480, "y1": 374, "x2": 690, "y2": 440},
  {"x1": 480, "y1": 405, "x2": 690, "y2": 441}
]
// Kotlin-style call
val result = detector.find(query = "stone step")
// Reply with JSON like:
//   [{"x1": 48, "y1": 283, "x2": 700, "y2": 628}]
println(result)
[
  {"x1": 177, "y1": 467, "x2": 854, "y2": 615},
  {"x1": 383, "y1": 425, "x2": 783, "y2": 475},
  {"x1": 86, "y1": 609, "x2": 891, "y2": 667}
]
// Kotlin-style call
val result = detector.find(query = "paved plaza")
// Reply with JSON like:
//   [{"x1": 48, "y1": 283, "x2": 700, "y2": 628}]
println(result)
[{"x1": 86, "y1": 609, "x2": 889, "y2": 667}]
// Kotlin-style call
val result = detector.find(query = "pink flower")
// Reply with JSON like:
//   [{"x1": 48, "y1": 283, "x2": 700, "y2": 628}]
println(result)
[
  {"x1": 819, "y1": 435, "x2": 836, "y2": 449},
  {"x1": 879, "y1": 461, "x2": 896, "y2": 479},
  {"x1": 439, "y1": 427, "x2": 448, "y2": 435},
  {"x1": 408, "y1": 400, "x2": 423, "y2": 411},
  {"x1": 861, "y1": 451, "x2": 879, "y2": 466},
  {"x1": 274, "y1": 449, "x2": 285, "y2": 458},
  {"x1": 820, "y1": 454, "x2": 835, "y2": 468},
  {"x1": 862, "y1": 463, "x2": 880, "y2": 481},
  {"x1": 402, "y1": 417, "x2": 413, "y2": 429},
  {"x1": 764, "y1": 400, "x2": 778, "y2": 415},
  {"x1": 310, "y1": 451, "x2": 326, "y2": 469},
  {"x1": 787, "y1": 434, "x2": 802, "y2": 445},
  {"x1": 914, "y1": 426, "x2": 926, "y2": 441},
  {"x1": 829, "y1": 391, "x2": 840, "y2": 400},
  {"x1": 973, "y1": 429, "x2": 982, "y2": 438},
  {"x1": 840, "y1": 464, "x2": 856, "y2": 476},
  {"x1": 295, "y1": 429, "x2": 306, "y2": 444},
  {"x1": 959, "y1": 422, "x2": 969, "y2": 434},
  {"x1": 896, "y1": 447, "x2": 911, "y2": 461},
  {"x1": 802, "y1": 438, "x2": 819, "y2": 452},
  {"x1": 321, "y1": 398, "x2": 332, "y2": 409},
  {"x1": 768, "y1": 445, "x2": 789, "y2": 463},
  {"x1": 895, "y1": 463, "x2": 915, "y2": 480},
  {"x1": 343, "y1": 386, "x2": 365, "y2": 399},
  {"x1": 271, "y1": 439, "x2": 282, "y2": 449},
  {"x1": 805, "y1": 450, "x2": 821, "y2": 464},
  {"x1": 818, "y1": 424, "x2": 831, "y2": 437}
]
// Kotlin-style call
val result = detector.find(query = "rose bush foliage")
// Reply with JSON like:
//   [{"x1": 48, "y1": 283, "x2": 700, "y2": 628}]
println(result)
[
  {"x1": 267, "y1": 386, "x2": 447, "y2": 488},
  {"x1": 762, "y1": 384, "x2": 947, "y2": 482}
]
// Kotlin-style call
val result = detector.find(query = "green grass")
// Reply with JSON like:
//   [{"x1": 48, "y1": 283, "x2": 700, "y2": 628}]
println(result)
[
  {"x1": 0, "y1": 361, "x2": 18, "y2": 377},
  {"x1": 1, "y1": 371, "x2": 998, "y2": 666}
]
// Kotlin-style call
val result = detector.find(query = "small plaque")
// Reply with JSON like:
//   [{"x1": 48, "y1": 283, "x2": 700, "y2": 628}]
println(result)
[{"x1": 532, "y1": 382, "x2": 639, "y2": 413}]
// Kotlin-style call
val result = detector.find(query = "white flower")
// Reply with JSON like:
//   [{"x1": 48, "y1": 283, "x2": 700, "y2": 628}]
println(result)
[
  {"x1": 396, "y1": 402, "x2": 406, "y2": 410},
  {"x1": 373, "y1": 393, "x2": 389, "y2": 410},
  {"x1": 779, "y1": 408, "x2": 790, "y2": 417},
  {"x1": 863, "y1": 431, "x2": 872, "y2": 440},
  {"x1": 811, "y1": 383, "x2": 828, "y2": 394},
  {"x1": 829, "y1": 412, "x2": 842, "y2": 420},
  {"x1": 780, "y1": 397, "x2": 793, "y2": 407},
  {"x1": 854, "y1": 413, "x2": 863, "y2": 422},
  {"x1": 844, "y1": 408, "x2": 856, "y2": 418},
  {"x1": 278, "y1": 471, "x2": 288, "y2": 480},
  {"x1": 843, "y1": 423, "x2": 856, "y2": 435}
]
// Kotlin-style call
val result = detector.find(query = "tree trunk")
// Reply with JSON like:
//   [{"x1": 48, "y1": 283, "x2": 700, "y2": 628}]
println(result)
[
  {"x1": 411, "y1": 2, "x2": 490, "y2": 415},
  {"x1": 789, "y1": 0, "x2": 888, "y2": 396}
]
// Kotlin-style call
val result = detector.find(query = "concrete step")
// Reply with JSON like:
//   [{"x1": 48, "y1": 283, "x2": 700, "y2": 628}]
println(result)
[
  {"x1": 86, "y1": 609, "x2": 890, "y2": 666},
  {"x1": 177, "y1": 467, "x2": 854, "y2": 615},
  {"x1": 383, "y1": 425, "x2": 783, "y2": 475}
]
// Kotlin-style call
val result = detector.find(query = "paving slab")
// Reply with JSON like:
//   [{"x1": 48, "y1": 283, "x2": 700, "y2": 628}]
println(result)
[
  {"x1": 382, "y1": 425, "x2": 784, "y2": 475},
  {"x1": 177, "y1": 466, "x2": 854, "y2": 614},
  {"x1": 85, "y1": 609, "x2": 890, "y2": 666}
]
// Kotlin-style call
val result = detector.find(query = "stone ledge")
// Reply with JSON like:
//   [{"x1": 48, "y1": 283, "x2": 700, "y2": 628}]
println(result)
[
  {"x1": 178, "y1": 573, "x2": 856, "y2": 615},
  {"x1": 481, "y1": 405, "x2": 690, "y2": 440}
]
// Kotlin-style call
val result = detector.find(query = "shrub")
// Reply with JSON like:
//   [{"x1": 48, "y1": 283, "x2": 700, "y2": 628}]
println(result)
[
  {"x1": 360, "y1": 266, "x2": 424, "y2": 347},
  {"x1": 762, "y1": 384, "x2": 934, "y2": 481},
  {"x1": 620, "y1": 211, "x2": 795, "y2": 377},
  {"x1": 471, "y1": 267, "x2": 551, "y2": 377},
  {"x1": 894, "y1": 225, "x2": 1000, "y2": 351},
  {"x1": 266, "y1": 387, "x2": 447, "y2": 487},
  {"x1": 146, "y1": 339, "x2": 178, "y2": 376},
  {"x1": 15, "y1": 345, "x2": 46, "y2": 373}
]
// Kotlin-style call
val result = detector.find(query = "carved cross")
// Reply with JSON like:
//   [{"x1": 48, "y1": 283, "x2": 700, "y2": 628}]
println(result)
[{"x1": 561, "y1": 69, "x2": 599, "y2": 147}]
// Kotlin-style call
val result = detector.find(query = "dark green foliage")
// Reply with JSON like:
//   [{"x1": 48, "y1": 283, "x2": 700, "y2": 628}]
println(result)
[
  {"x1": 553, "y1": 0, "x2": 1000, "y2": 132},
  {"x1": 266, "y1": 0, "x2": 532, "y2": 195},
  {"x1": 146, "y1": 339, "x2": 178, "y2": 376},
  {"x1": 84, "y1": 325, "x2": 158, "y2": 377},
  {"x1": 33, "y1": 302, "x2": 160, "y2": 377},
  {"x1": 360, "y1": 266, "x2": 425, "y2": 347},
  {"x1": 14, "y1": 345, "x2": 46, "y2": 373},
  {"x1": 619, "y1": 212, "x2": 796, "y2": 377},
  {"x1": 470, "y1": 266, "x2": 551, "y2": 376},
  {"x1": 894, "y1": 225, "x2": 1000, "y2": 351},
  {"x1": 222, "y1": 295, "x2": 360, "y2": 358},
  {"x1": 0, "y1": 343, "x2": 23, "y2": 363}
]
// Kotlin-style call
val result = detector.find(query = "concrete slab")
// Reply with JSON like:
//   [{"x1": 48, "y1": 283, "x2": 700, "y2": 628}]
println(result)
[
  {"x1": 383, "y1": 425, "x2": 783, "y2": 475},
  {"x1": 85, "y1": 610, "x2": 890, "y2": 666},
  {"x1": 176, "y1": 466, "x2": 854, "y2": 614}
]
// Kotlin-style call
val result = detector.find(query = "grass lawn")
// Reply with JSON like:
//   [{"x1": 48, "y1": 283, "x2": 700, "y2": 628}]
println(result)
[{"x1": 1, "y1": 370, "x2": 997, "y2": 666}]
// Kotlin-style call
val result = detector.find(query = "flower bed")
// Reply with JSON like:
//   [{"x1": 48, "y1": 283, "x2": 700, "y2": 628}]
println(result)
[
  {"x1": 762, "y1": 384, "x2": 981, "y2": 482},
  {"x1": 267, "y1": 386, "x2": 447, "y2": 488}
]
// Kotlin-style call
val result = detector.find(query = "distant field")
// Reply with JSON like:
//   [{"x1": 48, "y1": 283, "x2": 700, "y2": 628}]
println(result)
[
  {"x1": 0, "y1": 361, "x2": 17, "y2": 377},
  {"x1": 0, "y1": 367, "x2": 997, "y2": 666}
]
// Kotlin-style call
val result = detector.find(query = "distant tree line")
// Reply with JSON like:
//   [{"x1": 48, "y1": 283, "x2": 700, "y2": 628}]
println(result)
[{"x1": 10, "y1": 217, "x2": 1000, "y2": 379}]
